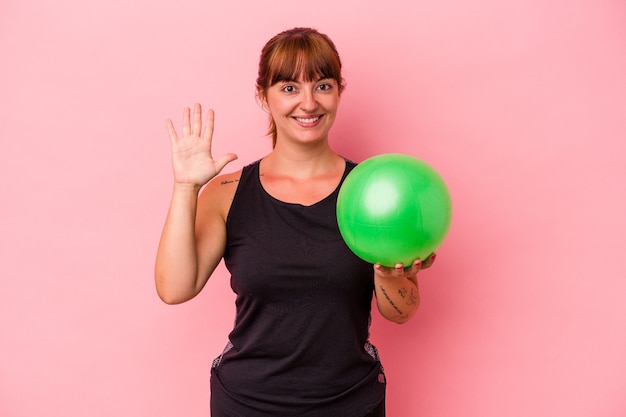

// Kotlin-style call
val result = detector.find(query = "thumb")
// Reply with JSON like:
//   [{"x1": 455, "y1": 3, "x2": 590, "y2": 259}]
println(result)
[{"x1": 214, "y1": 153, "x2": 238, "y2": 173}]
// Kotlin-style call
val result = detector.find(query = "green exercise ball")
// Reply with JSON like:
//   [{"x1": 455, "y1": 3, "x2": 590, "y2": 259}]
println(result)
[{"x1": 337, "y1": 153, "x2": 452, "y2": 267}]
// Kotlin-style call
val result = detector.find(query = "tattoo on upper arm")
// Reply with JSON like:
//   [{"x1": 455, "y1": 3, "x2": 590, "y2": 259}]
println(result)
[{"x1": 220, "y1": 179, "x2": 239, "y2": 185}]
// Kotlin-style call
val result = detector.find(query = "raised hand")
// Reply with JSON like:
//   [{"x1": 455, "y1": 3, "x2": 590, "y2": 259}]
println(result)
[{"x1": 166, "y1": 103, "x2": 237, "y2": 187}]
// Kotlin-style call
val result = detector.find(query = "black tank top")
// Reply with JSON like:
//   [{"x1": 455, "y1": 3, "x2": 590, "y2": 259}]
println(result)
[{"x1": 210, "y1": 159, "x2": 386, "y2": 417}]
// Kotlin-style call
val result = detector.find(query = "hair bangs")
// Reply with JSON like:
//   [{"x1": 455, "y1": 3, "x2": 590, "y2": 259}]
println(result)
[{"x1": 266, "y1": 37, "x2": 341, "y2": 86}]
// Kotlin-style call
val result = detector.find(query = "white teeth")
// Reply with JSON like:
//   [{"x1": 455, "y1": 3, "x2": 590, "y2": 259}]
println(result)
[{"x1": 295, "y1": 116, "x2": 320, "y2": 123}]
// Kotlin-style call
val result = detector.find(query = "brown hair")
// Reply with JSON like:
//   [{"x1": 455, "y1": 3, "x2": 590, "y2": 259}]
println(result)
[{"x1": 256, "y1": 27, "x2": 345, "y2": 146}]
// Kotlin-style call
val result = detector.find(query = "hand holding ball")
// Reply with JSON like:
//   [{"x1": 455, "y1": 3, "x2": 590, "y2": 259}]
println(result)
[{"x1": 337, "y1": 154, "x2": 452, "y2": 267}]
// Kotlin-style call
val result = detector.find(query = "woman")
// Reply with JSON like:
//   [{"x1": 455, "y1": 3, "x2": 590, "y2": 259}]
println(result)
[{"x1": 155, "y1": 27, "x2": 435, "y2": 417}]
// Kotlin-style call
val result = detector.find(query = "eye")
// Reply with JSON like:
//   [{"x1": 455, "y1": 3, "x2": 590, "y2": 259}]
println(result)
[
  {"x1": 317, "y1": 82, "x2": 333, "y2": 91},
  {"x1": 281, "y1": 84, "x2": 296, "y2": 93}
]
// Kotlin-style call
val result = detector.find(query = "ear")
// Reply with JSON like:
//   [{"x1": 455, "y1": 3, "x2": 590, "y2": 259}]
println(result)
[{"x1": 256, "y1": 87, "x2": 269, "y2": 111}]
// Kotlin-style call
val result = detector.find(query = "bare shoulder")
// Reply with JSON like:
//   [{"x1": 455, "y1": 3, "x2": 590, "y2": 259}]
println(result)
[
  {"x1": 198, "y1": 170, "x2": 243, "y2": 220},
  {"x1": 213, "y1": 170, "x2": 243, "y2": 189}
]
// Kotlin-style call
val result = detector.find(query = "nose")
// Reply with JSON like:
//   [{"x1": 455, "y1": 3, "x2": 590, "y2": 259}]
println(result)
[{"x1": 299, "y1": 88, "x2": 318, "y2": 112}]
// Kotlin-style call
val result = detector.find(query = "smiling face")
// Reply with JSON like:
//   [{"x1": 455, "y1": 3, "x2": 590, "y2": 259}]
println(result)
[
  {"x1": 261, "y1": 77, "x2": 340, "y2": 146},
  {"x1": 256, "y1": 28, "x2": 345, "y2": 147}
]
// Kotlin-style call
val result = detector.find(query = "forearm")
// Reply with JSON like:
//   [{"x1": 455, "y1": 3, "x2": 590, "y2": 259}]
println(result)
[
  {"x1": 374, "y1": 269, "x2": 421, "y2": 324},
  {"x1": 155, "y1": 184, "x2": 203, "y2": 304}
]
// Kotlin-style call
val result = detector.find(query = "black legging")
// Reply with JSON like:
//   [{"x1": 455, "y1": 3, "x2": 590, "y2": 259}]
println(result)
[{"x1": 210, "y1": 397, "x2": 385, "y2": 417}]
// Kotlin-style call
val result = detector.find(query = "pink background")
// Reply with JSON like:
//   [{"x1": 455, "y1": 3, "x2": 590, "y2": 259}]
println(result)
[{"x1": 1, "y1": 0, "x2": 625, "y2": 416}]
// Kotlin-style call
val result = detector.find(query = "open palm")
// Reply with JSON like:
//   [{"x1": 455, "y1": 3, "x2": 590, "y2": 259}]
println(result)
[{"x1": 166, "y1": 103, "x2": 237, "y2": 187}]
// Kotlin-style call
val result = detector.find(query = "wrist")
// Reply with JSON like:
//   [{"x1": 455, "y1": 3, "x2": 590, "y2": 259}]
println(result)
[{"x1": 173, "y1": 182, "x2": 203, "y2": 194}]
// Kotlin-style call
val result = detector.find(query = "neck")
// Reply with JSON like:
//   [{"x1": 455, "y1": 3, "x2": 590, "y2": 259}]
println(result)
[{"x1": 263, "y1": 142, "x2": 342, "y2": 179}]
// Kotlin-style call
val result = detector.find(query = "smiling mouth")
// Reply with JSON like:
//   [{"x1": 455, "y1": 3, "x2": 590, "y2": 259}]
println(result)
[{"x1": 293, "y1": 115, "x2": 322, "y2": 123}]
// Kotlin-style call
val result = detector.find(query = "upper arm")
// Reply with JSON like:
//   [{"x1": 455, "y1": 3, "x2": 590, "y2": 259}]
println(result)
[{"x1": 193, "y1": 171, "x2": 240, "y2": 289}]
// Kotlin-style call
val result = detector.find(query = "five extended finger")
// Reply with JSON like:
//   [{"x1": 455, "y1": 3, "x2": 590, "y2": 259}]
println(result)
[
  {"x1": 192, "y1": 103, "x2": 202, "y2": 136},
  {"x1": 182, "y1": 106, "x2": 191, "y2": 136},
  {"x1": 202, "y1": 108, "x2": 215, "y2": 145},
  {"x1": 214, "y1": 153, "x2": 239, "y2": 173},
  {"x1": 166, "y1": 119, "x2": 178, "y2": 144}
]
